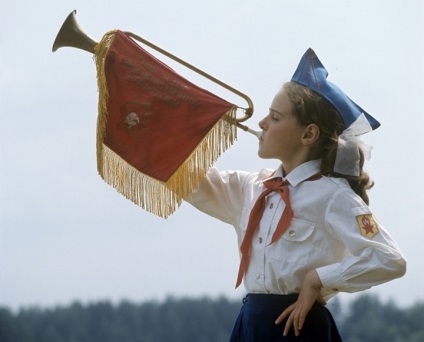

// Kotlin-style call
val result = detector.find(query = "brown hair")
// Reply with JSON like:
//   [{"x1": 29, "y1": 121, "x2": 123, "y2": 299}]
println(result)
[{"x1": 283, "y1": 82, "x2": 374, "y2": 204}]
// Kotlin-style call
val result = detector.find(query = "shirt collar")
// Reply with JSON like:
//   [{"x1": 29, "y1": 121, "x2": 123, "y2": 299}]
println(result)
[{"x1": 266, "y1": 159, "x2": 322, "y2": 187}]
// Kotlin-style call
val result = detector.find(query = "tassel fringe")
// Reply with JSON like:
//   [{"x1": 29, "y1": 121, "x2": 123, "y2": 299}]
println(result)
[
  {"x1": 94, "y1": 30, "x2": 117, "y2": 176},
  {"x1": 100, "y1": 109, "x2": 237, "y2": 218}
]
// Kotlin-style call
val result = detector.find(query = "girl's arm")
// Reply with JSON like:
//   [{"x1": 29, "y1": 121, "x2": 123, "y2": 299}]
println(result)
[
  {"x1": 317, "y1": 188, "x2": 406, "y2": 295},
  {"x1": 184, "y1": 167, "x2": 253, "y2": 226}
]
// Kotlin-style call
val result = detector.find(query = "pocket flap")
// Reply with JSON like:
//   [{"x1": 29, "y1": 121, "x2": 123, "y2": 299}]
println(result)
[{"x1": 282, "y1": 219, "x2": 315, "y2": 242}]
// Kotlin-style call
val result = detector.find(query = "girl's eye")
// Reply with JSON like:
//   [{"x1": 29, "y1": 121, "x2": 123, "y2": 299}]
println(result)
[{"x1": 271, "y1": 114, "x2": 279, "y2": 121}]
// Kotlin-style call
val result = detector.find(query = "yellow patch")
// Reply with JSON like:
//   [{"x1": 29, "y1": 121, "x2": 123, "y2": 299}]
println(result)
[{"x1": 356, "y1": 214, "x2": 379, "y2": 238}]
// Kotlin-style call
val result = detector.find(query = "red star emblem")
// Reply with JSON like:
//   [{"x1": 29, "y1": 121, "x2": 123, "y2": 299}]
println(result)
[
  {"x1": 361, "y1": 216, "x2": 374, "y2": 234},
  {"x1": 356, "y1": 214, "x2": 379, "y2": 238}
]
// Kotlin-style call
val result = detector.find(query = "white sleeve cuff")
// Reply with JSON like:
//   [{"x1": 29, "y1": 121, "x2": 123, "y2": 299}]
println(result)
[{"x1": 316, "y1": 263, "x2": 344, "y2": 292}]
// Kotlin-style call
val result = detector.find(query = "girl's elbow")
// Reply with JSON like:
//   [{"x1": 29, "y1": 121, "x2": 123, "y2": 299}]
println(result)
[
  {"x1": 390, "y1": 255, "x2": 407, "y2": 279},
  {"x1": 397, "y1": 257, "x2": 407, "y2": 278}
]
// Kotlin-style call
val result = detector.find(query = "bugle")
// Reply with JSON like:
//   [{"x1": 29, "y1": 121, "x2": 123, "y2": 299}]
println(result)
[{"x1": 52, "y1": 10, "x2": 261, "y2": 138}]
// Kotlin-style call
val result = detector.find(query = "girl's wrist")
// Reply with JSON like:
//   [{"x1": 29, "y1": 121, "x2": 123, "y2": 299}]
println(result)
[{"x1": 305, "y1": 269, "x2": 323, "y2": 290}]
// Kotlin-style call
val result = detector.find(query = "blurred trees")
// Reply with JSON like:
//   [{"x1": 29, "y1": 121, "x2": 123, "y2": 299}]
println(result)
[
  {"x1": 1, "y1": 294, "x2": 423, "y2": 342},
  {"x1": 338, "y1": 295, "x2": 424, "y2": 342},
  {"x1": 0, "y1": 297, "x2": 238, "y2": 342}
]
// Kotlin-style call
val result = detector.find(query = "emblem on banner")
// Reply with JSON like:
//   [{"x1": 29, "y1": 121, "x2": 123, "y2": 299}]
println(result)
[
  {"x1": 125, "y1": 112, "x2": 140, "y2": 129},
  {"x1": 356, "y1": 214, "x2": 379, "y2": 238},
  {"x1": 121, "y1": 102, "x2": 152, "y2": 130}
]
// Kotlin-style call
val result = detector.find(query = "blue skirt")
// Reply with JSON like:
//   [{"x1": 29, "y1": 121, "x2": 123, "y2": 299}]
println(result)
[{"x1": 229, "y1": 294, "x2": 342, "y2": 342}]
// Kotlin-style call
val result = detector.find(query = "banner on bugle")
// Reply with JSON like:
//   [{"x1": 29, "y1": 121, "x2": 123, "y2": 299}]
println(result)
[{"x1": 94, "y1": 30, "x2": 238, "y2": 218}]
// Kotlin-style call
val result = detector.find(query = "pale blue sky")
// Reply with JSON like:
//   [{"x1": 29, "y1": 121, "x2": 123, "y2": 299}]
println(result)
[{"x1": 1, "y1": 0, "x2": 423, "y2": 310}]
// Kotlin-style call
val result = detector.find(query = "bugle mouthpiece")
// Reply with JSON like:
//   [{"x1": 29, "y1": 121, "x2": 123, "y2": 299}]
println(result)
[{"x1": 237, "y1": 123, "x2": 262, "y2": 139}]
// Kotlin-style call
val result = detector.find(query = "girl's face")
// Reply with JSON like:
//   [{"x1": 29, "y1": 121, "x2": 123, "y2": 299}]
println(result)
[{"x1": 258, "y1": 89, "x2": 311, "y2": 173}]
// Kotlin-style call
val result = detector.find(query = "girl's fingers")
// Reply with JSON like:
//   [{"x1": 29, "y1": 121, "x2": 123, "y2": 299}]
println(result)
[
  {"x1": 275, "y1": 304, "x2": 294, "y2": 325},
  {"x1": 297, "y1": 313, "x2": 306, "y2": 335},
  {"x1": 281, "y1": 304, "x2": 309, "y2": 336},
  {"x1": 283, "y1": 314, "x2": 294, "y2": 336}
]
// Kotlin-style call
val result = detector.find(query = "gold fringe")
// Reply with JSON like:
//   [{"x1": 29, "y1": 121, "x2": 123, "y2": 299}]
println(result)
[
  {"x1": 94, "y1": 30, "x2": 117, "y2": 176},
  {"x1": 100, "y1": 144, "x2": 182, "y2": 218},
  {"x1": 93, "y1": 30, "x2": 238, "y2": 218},
  {"x1": 99, "y1": 108, "x2": 237, "y2": 219}
]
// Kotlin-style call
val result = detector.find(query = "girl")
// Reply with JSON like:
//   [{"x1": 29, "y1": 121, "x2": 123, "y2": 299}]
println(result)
[{"x1": 185, "y1": 48, "x2": 406, "y2": 341}]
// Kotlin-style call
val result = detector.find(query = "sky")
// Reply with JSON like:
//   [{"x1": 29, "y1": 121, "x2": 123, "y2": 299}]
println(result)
[{"x1": 1, "y1": 0, "x2": 423, "y2": 311}]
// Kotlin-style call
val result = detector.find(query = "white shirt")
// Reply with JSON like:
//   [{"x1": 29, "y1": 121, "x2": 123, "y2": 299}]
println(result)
[{"x1": 185, "y1": 159, "x2": 406, "y2": 299}]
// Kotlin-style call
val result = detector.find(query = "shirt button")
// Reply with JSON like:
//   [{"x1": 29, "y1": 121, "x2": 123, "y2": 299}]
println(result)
[
  {"x1": 255, "y1": 274, "x2": 261, "y2": 280},
  {"x1": 259, "y1": 237, "x2": 263, "y2": 244},
  {"x1": 289, "y1": 230, "x2": 296, "y2": 237},
  {"x1": 269, "y1": 203, "x2": 274, "y2": 209}
]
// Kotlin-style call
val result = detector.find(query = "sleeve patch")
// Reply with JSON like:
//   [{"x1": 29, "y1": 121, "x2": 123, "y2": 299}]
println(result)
[{"x1": 356, "y1": 214, "x2": 379, "y2": 238}]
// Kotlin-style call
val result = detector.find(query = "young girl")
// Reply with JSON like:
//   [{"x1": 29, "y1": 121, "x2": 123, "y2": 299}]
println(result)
[{"x1": 185, "y1": 48, "x2": 406, "y2": 341}]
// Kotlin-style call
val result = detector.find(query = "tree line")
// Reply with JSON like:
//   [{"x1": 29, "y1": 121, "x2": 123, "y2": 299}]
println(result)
[{"x1": 1, "y1": 294, "x2": 423, "y2": 342}]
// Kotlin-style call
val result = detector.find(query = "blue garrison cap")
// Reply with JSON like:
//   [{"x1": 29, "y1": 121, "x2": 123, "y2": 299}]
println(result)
[{"x1": 291, "y1": 48, "x2": 380, "y2": 130}]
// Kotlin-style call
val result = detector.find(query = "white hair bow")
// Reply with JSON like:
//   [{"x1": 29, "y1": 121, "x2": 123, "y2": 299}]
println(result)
[{"x1": 334, "y1": 113, "x2": 373, "y2": 177}]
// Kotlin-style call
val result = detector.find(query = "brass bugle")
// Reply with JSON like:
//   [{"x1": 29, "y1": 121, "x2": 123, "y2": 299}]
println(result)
[
  {"x1": 53, "y1": 10, "x2": 261, "y2": 137},
  {"x1": 52, "y1": 10, "x2": 96, "y2": 54}
]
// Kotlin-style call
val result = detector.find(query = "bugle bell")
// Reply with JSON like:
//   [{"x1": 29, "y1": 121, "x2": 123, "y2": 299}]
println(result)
[
  {"x1": 52, "y1": 10, "x2": 96, "y2": 54},
  {"x1": 52, "y1": 10, "x2": 261, "y2": 138}
]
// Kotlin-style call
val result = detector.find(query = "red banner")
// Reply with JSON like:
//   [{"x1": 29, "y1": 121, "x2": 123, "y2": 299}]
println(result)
[{"x1": 94, "y1": 30, "x2": 237, "y2": 218}]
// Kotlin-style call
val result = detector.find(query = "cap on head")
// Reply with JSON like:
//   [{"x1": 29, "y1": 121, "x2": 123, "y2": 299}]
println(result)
[{"x1": 291, "y1": 48, "x2": 380, "y2": 130}]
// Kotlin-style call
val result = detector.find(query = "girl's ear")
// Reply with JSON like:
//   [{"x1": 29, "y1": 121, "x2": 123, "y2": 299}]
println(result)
[{"x1": 302, "y1": 124, "x2": 320, "y2": 145}]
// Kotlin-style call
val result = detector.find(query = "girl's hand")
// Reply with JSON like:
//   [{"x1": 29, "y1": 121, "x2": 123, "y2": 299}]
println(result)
[{"x1": 275, "y1": 270, "x2": 325, "y2": 336}]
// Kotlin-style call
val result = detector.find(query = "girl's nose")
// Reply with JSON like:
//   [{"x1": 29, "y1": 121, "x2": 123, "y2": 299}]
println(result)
[{"x1": 258, "y1": 117, "x2": 266, "y2": 130}]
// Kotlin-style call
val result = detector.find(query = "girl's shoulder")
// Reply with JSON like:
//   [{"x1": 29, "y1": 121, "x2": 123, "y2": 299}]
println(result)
[
  {"x1": 319, "y1": 175, "x2": 366, "y2": 206},
  {"x1": 234, "y1": 168, "x2": 275, "y2": 189},
  {"x1": 258, "y1": 168, "x2": 275, "y2": 178},
  {"x1": 307, "y1": 175, "x2": 357, "y2": 200},
  {"x1": 224, "y1": 167, "x2": 274, "y2": 181},
  {"x1": 207, "y1": 167, "x2": 274, "y2": 188},
  {"x1": 247, "y1": 168, "x2": 276, "y2": 185},
  {"x1": 321, "y1": 175, "x2": 350, "y2": 189}
]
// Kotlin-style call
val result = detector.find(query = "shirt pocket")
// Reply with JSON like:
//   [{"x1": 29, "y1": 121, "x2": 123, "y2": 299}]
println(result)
[{"x1": 267, "y1": 218, "x2": 315, "y2": 265}]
